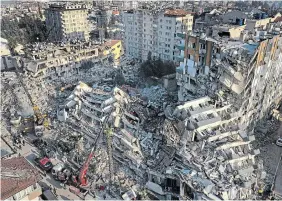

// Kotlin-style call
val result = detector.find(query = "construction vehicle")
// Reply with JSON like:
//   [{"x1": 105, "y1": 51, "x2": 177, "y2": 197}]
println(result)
[
  {"x1": 52, "y1": 115, "x2": 112, "y2": 198},
  {"x1": 14, "y1": 65, "x2": 49, "y2": 135},
  {"x1": 69, "y1": 146, "x2": 95, "y2": 187},
  {"x1": 271, "y1": 97, "x2": 282, "y2": 121}
]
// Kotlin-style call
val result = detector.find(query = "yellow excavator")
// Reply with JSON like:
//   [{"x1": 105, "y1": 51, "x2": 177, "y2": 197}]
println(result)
[
  {"x1": 14, "y1": 66, "x2": 49, "y2": 136},
  {"x1": 271, "y1": 97, "x2": 282, "y2": 122}
]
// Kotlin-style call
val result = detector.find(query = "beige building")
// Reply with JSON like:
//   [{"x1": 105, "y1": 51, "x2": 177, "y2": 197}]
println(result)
[
  {"x1": 45, "y1": 4, "x2": 90, "y2": 42},
  {"x1": 245, "y1": 13, "x2": 282, "y2": 31},
  {"x1": 22, "y1": 43, "x2": 99, "y2": 77}
]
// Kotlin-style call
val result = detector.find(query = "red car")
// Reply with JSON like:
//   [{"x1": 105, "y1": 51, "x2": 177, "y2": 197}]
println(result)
[{"x1": 34, "y1": 157, "x2": 53, "y2": 172}]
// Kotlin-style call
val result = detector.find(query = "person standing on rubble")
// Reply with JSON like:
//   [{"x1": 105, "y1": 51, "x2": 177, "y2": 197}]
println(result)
[{"x1": 22, "y1": 140, "x2": 25, "y2": 146}]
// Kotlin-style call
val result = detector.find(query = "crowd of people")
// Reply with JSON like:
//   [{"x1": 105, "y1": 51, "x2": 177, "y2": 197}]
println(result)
[{"x1": 12, "y1": 134, "x2": 25, "y2": 152}]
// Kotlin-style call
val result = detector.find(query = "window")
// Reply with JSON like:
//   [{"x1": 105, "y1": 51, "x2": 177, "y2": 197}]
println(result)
[
  {"x1": 192, "y1": 43, "x2": 196, "y2": 48},
  {"x1": 144, "y1": 29, "x2": 146, "y2": 32},
  {"x1": 201, "y1": 43, "x2": 206, "y2": 49}
]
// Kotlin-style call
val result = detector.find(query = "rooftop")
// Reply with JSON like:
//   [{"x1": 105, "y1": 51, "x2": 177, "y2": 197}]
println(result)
[
  {"x1": 48, "y1": 3, "x2": 87, "y2": 11},
  {"x1": 1, "y1": 157, "x2": 42, "y2": 200},
  {"x1": 164, "y1": 9, "x2": 192, "y2": 17},
  {"x1": 274, "y1": 16, "x2": 282, "y2": 23},
  {"x1": 103, "y1": 40, "x2": 120, "y2": 48}
]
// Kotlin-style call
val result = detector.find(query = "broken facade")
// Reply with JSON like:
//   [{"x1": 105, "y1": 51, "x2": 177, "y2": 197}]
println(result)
[{"x1": 176, "y1": 33, "x2": 282, "y2": 132}]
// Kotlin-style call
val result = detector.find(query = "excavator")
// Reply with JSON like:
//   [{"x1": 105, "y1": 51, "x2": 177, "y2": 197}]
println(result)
[
  {"x1": 14, "y1": 65, "x2": 49, "y2": 136},
  {"x1": 271, "y1": 97, "x2": 282, "y2": 122}
]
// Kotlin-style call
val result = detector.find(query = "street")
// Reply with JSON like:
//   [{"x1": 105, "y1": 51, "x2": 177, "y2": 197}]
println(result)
[{"x1": 17, "y1": 134, "x2": 96, "y2": 200}]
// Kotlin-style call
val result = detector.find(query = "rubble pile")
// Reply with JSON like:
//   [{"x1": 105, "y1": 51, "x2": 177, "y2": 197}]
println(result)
[
  {"x1": 140, "y1": 85, "x2": 168, "y2": 109},
  {"x1": 1, "y1": 54, "x2": 270, "y2": 200},
  {"x1": 54, "y1": 81, "x2": 265, "y2": 200}
]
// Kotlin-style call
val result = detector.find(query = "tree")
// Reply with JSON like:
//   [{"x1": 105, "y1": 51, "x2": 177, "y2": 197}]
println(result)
[
  {"x1": 1, "y1": 15, "x2": 47, "y2": 52},
  {"x1": 147, "y1": 51, "x2": 152, "y2": 61},
  {"x1": 114, "y1": 70, "x2": 125, "y2": 85},
  {"x1": 104, "y1": 27, "x2": 109, "y2": 39},
  {"x1": 139, "y1": 56, "x2": 176, "y2": 78}
]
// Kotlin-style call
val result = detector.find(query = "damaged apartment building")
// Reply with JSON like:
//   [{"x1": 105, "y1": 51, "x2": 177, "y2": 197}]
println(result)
[
  {"x1": 58, "y1": 81, "x2": 129, "y2": 129},
  {"x1": 176, "y1": 32, "x2": 282, "y2": 132},
  {"x1": 15, "y1": 40, "x2": 123, "y2": 79},
  {"x1": 20, "y1": 42, "x2": 98, "y2": 78},
  {"x1": 55, "y1": 79, "x2": 266, "y2": 200}
]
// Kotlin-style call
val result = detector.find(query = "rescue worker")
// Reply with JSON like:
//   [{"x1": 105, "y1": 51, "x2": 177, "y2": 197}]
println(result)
[{"x1": 53, "y1": 188, "x2": 57, "y2": 197}]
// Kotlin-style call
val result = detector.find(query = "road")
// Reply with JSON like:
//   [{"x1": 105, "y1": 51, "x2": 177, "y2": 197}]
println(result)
[
  {"x1": 272, "y1": 124, "x2": 282, "y2": 198},
  {"x1": 17, "y1": 134, "x2": 98, "y2": 200}
]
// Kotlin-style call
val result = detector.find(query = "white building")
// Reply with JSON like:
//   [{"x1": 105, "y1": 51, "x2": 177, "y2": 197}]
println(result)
[{"x1": 123, "y1": 9, "x2": 194, "y2": 61}]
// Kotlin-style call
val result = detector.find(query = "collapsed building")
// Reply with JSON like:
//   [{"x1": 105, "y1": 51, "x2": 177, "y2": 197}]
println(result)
[
  {"x1": 18, "y1": 42, "x2": 99, "y2": 78},
  {"x1": 53, "y1": 79, "x2": 267, "y2": 200},
  {"x1": 58, "y1": 82, "x2": 129, "y2": 128},
  {"x1": 176, "y1": 33, "x2": 282, "y2": 133}
]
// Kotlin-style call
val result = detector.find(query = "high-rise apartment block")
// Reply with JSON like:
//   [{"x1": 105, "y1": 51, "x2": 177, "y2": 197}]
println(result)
[
  {"x1": 45, "y1": 4, "x2": 90, "y2": 42},
  {"x1": 123, "y1": 9, "x2": 194, "y2": 61}
]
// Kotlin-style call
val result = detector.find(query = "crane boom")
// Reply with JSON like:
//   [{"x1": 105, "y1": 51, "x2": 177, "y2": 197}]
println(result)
[
  {"x1": 77, "y1": 114, "x2": 111, "y2": 186},
  {"x1": 79, "y1": 146, "x2": 94, "y2": 186}
]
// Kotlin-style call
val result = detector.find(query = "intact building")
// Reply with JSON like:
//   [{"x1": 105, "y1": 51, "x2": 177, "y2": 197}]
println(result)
[
  {"x1": 45, "y1": 4, "x2": 90, "y2": 42},
  {"x1": 123, "y1": 9, "x2": 194, "y2": 61}
]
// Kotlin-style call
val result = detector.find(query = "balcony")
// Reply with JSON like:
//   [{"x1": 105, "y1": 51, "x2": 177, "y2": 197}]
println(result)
[
  {"x1": 176, "y1": 44, "x2": 185, "y2": 51},
  {"x1": 177, "y1": 33, "x2": 186, "y2": 38},
  {"x1": 175, "y1": 55, "x2": 184, "y2": 62}
]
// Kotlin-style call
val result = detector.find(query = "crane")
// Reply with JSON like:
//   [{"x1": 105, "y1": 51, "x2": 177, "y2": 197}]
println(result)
[{"x1": 70, "y1": 114, "x2": 111, "y2": 187}]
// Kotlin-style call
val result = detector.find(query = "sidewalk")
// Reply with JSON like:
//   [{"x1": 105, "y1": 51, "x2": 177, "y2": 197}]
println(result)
[{"x1": 17, "y1": 135, "x2": 90, "y2": 200}]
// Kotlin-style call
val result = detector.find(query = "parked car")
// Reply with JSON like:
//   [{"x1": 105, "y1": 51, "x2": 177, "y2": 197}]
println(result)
[
  {"x1": 34, "y1": 157, "x2": 53, "y2": 172},
  {"x1": 276, "y1": 138, "x2": 282, "y2": 147},
  {"x1": 41, "y1": 190, "x2": 57, "y2": 200}
]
